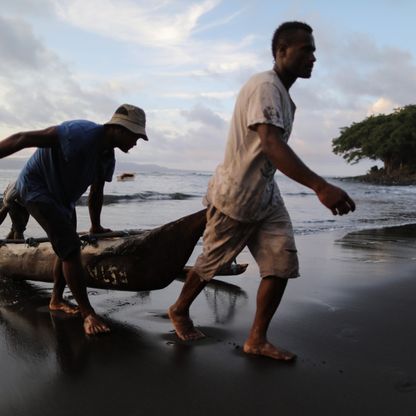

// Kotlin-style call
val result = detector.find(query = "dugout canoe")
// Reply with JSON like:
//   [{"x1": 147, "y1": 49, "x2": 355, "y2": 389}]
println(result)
[{"x1": 0, "y1": 209, "x2": 246, "y2": 291}]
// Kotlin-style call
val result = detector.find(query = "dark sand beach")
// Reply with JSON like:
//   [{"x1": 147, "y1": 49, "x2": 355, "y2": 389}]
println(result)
[{"x1": 1, "y1": 225, "x2": 415, "y2": 415}]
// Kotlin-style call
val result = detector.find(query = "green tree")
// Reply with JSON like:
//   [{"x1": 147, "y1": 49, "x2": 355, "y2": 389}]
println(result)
[{"x1": 332, "y1": 105, "x2": 416, "y2": 174}]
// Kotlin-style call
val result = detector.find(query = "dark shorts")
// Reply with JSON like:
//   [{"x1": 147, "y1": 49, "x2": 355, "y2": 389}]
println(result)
[{"x1": 25, "y1": 200, "x2": 81, "y2": 260}]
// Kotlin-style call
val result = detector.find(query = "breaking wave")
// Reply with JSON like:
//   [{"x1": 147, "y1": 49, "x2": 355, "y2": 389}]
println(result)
[{"x1": 77, "y1": 191, "x2": 196, "y2": 206}]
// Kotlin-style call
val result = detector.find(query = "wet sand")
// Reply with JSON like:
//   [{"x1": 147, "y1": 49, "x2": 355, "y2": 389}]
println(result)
[{"x1": 1, "y1": 225, "x2": 416, "y2": 415}]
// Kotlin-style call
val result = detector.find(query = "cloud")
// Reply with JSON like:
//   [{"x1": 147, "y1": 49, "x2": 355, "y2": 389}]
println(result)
[
  {"x1": 367, "y1": 97, "x2": 398, "y2": 115},
  {"x1": 315, "y1": 30, "x2": 416, "y2": 108},
  {"x1": 1, "y1": 0, "x2": 55, "y2": 17},
  {"x1": 117, "y1": 104, "x2": 229, "y2": 171},
  {"x1": 0, "y1": 15, "x2": 51, "y2": 73},
  {"x1": 162, "y1": 90, "x2": 235, "y2": 101},
  {"x1": 51, "y1": 0, "x2": 262, "y2": 80},
  {"x1": 181, "y1": 103, "x2": 227, "y2": 130},
  {"x1": 193, "y1": 6, "x2": 246, "y2": 35},
  {"x1": 53, "y1": 0, "x2": 221, "y2": 47},
  {"x1": 0, "y1": 14, "x2": 121, "y2": 133}
]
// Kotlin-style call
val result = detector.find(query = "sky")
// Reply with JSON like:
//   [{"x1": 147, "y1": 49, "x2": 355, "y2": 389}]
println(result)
[{"x1": 1, "y1": 0, "x2": 415, "y2": 175}]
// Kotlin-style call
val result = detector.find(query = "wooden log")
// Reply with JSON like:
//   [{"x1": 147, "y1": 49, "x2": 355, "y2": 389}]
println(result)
[{"x1": 0, "y1": 209, "x2": 207, "y2": 291}]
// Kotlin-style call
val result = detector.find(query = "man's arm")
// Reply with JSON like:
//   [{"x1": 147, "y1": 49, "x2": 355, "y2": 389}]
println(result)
[
  {"x1": 0, "y1": 127, "x2": 58, "y2": 159},
  {"x1": 256, "y1": 123, "x2": 355, "y2": 215},
  {"x1": 88, "y1": 180, "x2": 111, "y2": 234}
]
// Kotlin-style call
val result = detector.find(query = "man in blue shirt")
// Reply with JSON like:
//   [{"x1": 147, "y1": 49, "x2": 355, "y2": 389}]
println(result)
[{"x1": 0, "y1": 104, "x2": 148, "y2": 335}]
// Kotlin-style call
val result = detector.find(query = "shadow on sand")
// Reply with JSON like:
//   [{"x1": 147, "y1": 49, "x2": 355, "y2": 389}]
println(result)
[{"x1": 0, "y1": 276, "x2": 248, "y2": 377}]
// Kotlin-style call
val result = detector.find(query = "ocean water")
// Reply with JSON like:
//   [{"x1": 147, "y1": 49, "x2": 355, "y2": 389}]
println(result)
[{"x1": 1, "y1": 167, "x2": 416, "y2": 239}]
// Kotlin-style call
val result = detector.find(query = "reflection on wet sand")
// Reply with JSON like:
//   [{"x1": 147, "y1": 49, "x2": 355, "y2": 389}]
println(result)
[
  {"x1": 175, "y1": 276, "x2": 248, "y2": 324},
  {"x1": 0, "y1": 279, "x2": 149, "y2": 377},
  {"x1": 0, "y1": 276, "x2": 248, "y2": 375},
  {"x1": 335, "y1": 224, "x2": 416, "y2": 262},
  {"x1": 0, "y1": 279, "x2": 83, "y2": 374},
  {"x1": 203, "y1": 280, "x2": 248, "y2": 324}
]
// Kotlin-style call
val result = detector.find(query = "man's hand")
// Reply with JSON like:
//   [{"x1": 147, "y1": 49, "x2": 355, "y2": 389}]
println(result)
[
  {"x1": 89, "y1": 225, "x2": 112, "y2": 234},
  {"x1": 315, "y1": 182, "x2": 356, "y2": 216}
]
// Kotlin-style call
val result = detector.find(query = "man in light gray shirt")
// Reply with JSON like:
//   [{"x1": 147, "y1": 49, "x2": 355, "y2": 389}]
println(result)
[{"x1": 169, "y1": 21, "x2": 355, "y2": 360}]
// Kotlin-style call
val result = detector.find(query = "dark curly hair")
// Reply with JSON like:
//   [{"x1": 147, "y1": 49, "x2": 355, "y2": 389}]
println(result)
[{"x1": 271, "y1": 21, "x2": 313, "y2": 59}]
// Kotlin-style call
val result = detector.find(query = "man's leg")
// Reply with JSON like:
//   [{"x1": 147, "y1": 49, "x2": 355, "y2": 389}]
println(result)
[
  {"x1": 8, "y1": 201, "x2": 30, "y2": 240},
  {"x1": 49, "y1": 257, "x2": 79, "y2": 315},
  {"x1": 24, "y1": 201, "x2": 109, "y2": 335},
  {"x1": 61, "y1": 250, "x2": 110, "y2": 335},
  {"x1": 169, "y1": 205, "x2": 254, "y2": 341},
  {"x1": 243, "y1": 277, "x2": 295, "y2": 361},
  {"x1": 6, "y1": 229, "x2": 15, "y2": 239},
  {"x1": 168, "y1": 268, "x2": 207, "y2": 341}
]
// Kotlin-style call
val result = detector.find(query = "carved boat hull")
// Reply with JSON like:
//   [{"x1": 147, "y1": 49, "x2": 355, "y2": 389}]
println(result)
[{"x1": 0, "y1": 210, "x2": 207, "y2": 291}]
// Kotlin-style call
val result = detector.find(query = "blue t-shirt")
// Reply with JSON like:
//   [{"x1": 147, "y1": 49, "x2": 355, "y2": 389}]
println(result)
[{"x1": 16, "y1": 120, "x2": 115, "y2": 215}]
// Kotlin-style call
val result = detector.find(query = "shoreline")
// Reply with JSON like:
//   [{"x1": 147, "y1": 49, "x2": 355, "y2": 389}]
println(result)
[
  {"x1": 1, "y1": 223, "x2": 416, "y2": 415},
  {"x1": 336, "y1": 173, "x2": 416, "y2": 186}
]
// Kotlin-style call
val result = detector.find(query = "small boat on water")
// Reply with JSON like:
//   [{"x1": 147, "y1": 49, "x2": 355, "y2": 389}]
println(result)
[
  {"x1": 117, "y1": 172, "x2": 135, "y2": 181},
  {"x1": 0, "y1": 209, "x2": 246, "y2": 291}
]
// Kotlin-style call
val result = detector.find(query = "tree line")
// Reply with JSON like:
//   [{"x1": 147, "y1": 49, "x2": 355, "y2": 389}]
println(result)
[{"x1": 332, "y1": 105, "x2": 416, "y2": 175}]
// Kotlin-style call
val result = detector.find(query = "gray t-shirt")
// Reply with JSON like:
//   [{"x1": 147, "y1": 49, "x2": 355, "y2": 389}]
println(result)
[{"x1": 205, "y1": 69, "x2": 296, "y2": 222}]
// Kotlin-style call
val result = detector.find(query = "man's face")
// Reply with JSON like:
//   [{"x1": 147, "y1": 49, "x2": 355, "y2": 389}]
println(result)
[
  {"x1": 280, "y1": 30, "x2": 316, "y2": 79},
  {"x1": 115, "y1": 128, "x2": 142, "y2": 153}
]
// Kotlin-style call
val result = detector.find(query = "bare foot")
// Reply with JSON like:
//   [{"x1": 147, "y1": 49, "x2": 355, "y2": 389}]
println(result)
[
  {"x1": 83, "y1": 313, "x2": 110, "y2": 335},
  {"x1": 243, "y1": 341, "x2": 296, "y2": 361},
  {"x1": 49, "y1": 300, "x2": 80, "y2": 315},
  {"x1": 168, "y1": 306, "x2": 205, "y2": 341}
]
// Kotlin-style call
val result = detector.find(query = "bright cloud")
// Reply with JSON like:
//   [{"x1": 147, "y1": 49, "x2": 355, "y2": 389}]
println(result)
[
  {"x1": 53, "y1": 0, "x2": 221, "y2": 46},
  {"x1": 367, "y1": 97, "x2": 398, "y2": 116}
]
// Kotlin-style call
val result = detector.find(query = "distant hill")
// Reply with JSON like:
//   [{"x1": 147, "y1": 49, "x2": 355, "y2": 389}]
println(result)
[{"x1": 0, "y1": 157, "x2": 195, "y2": 174}]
